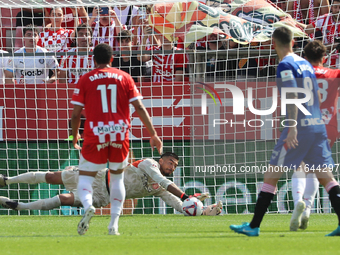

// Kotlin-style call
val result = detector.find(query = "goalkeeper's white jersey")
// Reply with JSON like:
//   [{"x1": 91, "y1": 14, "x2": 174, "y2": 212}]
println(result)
[
  {"x1": 124, "y1": 159, "x2": 183, "y2": 213},
  {"x1": 6, "y1": 46, "x2": 58, "y2": 84},
  {"x1": 67, "y1": 159, "x2": 184, "y2": 212}
]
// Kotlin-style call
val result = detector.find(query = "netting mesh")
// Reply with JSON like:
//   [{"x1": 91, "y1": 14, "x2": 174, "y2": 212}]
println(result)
[{"x1": 0, "y1": 0, "x2": 339, "y2": 215}]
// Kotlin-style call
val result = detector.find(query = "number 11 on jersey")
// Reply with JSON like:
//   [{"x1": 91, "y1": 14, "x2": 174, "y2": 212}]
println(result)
[{"x1": 97, "y1": 84, "x2": 117, "y2": 113}]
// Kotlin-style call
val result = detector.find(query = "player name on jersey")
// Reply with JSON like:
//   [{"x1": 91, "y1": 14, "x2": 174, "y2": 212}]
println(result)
[{"x1": 88, "y1": 72, "x2": 123, "y2": 81}]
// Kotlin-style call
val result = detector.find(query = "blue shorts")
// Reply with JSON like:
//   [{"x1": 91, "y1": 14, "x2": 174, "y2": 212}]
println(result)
[{"x1": 269, "y1": 130, "x2": 334, "y2": 169}]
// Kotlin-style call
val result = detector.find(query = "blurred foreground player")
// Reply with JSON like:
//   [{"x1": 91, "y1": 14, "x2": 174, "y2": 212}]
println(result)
[
  {"x1": 0, "y1": 153, "x2": 222, "y2": 216},
  {"x1": 230, "y1": 27, "x2": 340, "y2": 237},
  {"x1": 290, "y1": 40, "x2": 340, "y2": 231},
  {"x1": 71, "y1": 43, "x2": 162, "y2": 235}
]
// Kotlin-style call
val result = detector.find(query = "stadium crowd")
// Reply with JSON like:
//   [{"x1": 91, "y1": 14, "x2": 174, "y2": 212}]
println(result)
[{"x1": 0, "y1": 0, "x2": 339, "y2": 85}]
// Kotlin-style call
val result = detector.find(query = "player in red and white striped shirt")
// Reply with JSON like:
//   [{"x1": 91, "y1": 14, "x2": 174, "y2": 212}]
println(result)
[
  {"x1": 286, "y1": 0, "x2": 329, "y2": 25},
  {"x1": 71, "y1": 43, "x2": 162, "y2": 236},
  {"x1": 59, "y1": 24, "x2": 94, "y2": 84},
  {"x1": 38, "y1": 7, "x2": 74, "y2": 53},
  {"x1": 140, "y1": 26, "x2": 187, "y2": 82},
  {"x1": 90, "y1": 6, "x2": 124, "y2": 49}
]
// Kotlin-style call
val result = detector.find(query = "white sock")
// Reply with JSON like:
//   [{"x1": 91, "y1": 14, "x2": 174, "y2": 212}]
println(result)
[
  {"x1": 7, "y1": 172, "x2": 46, "y2": 185},
  {"x1": 291, "y1": 171, "x2": 306, "y2": 207},
  {"x1": 77, "y1": 175, "x2": 95, "y2": 211},
  {"x1": 108, "y1": 172, "x2": 125, "y2": 230},
  {"x1": 304, "y1": 173, "x2": 319, "y2": 209},
  {"x1": 17, "y1": 196, "x2": 61, "y2": 210}
]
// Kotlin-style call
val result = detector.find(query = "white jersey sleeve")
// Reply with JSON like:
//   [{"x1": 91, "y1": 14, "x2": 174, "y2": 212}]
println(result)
[
  {"x1": 138, "y1": 159, "x2": 173, "y2": 189},
  {"x1": 0, "y1": 50, "x2": 8, "y2": 84},
  {"x1": 155, "y1": 189, "x2": 184, "y2": 213}
]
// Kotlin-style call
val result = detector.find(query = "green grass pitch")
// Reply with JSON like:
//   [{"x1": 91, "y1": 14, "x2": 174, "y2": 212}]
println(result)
[{"x1": 0, "y1": 214, "x2": 339, "y2": 255}]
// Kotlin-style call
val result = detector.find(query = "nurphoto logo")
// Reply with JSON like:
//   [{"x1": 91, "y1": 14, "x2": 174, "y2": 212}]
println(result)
[{"x1": 198, "y1": 82, "x2": 313, "y2": 128}]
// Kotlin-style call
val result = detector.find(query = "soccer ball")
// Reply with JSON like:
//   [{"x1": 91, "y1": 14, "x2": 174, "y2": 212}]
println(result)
[{"x1": 182, "y1": 197, "x2": 203, "y2": 216}]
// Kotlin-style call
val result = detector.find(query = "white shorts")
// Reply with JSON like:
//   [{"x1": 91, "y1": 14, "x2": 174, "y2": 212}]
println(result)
[
  {"x1": 78, "y1": 154, "x2": 129, "y2": 172},
  {"x1": 61, "y1": 168, "x2": 110, "y2": 208}
]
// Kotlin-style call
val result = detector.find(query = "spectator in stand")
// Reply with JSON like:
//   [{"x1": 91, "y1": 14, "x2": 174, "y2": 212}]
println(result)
[
  {"x1": 196, "y1": 33, "x2": 237, "y2": 80},
  {"x1": 4, "y1": 25, "x2": 58, "y2": 85},
  {"x1": 286, "y1": 0, "x2": 329, "y2": 26},
  {"x1": 44, "y1": 5, "x2": 89, "y2": 30},
  {"x1": 59, "y1": 24, "x2": 94, "y2": 84},
  {"x1": 303, "y1": 0, "x2": 340, "y2": 67},
  {"x1": 113, "y1": 5, "x2": 139, "y2": 30},
  {"x1": 112, "y1": 30, "x2": 144, "y2": 83},
  {"x1": 275, "y1": 0, "x2": 289, "y2": 12},
  {"x1": 140, "y1": 26, "x2": 187, "y2": 83},
  {"x1": 89, "y1": 6, "x2": 124, "y2": 49},
  {"x1": 16, "y1": 8, "x2": 45, "y2": 27},
  {"x1": 113, "y1": 5, "x2": 140, "y2": 47},
  {"x1": 38, "y1": 7, "x2": 75, "y2": 54}
]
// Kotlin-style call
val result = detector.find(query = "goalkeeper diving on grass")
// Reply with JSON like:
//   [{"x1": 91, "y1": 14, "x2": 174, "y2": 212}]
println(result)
[{"x1": 0, "y1": 152, "x2": 222, "y2": 216}]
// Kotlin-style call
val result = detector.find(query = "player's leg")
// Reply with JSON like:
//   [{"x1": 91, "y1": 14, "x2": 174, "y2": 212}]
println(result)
[
  {"x1": 230, "y1": 165, "x2": 283, "y2": 236},
  {"x1": 107, "y1": 141, "x2": 129, "y2": 236},
  {"x1": 108, "y1": 168, "x2": 125, "y2": 236},
  {"x1": 290, "y1": 163, "x2": 307, "y2": 231},
  {"x1": 315, "y1": 170, "x2": 340, "y2": 236},
  {"x1": 299, "y1": 134, "x2": 336, "y2": 230},
  {"x1": 0, "y1": 171, "x2": 63, "y2": 187},
  {"x1": 0, "y1": 193, "x2": 76, "y2": 210},
  {"x1": 300, "y1": 173, "x2": 319, "y2": 230},
  {"x1": 230, "y1": 133, "x2": 309, "y2": 236},
  {"x1": 249, "y1": 167, "x2": 282, "y2": 227},
  {"x1": 304, "y1": 133, "x2": 340, "y2": 236},
  {"x1": 77, "y1": 168, "x2": 96, "y2": 235},
  {"x1": 291, "y1": 165, "x2": 306, "y2": 207},
  {"x1": 76, "y1": 143, "x2": 106, "y2": 235}
]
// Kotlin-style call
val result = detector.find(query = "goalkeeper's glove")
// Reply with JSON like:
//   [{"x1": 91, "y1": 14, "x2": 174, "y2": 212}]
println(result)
[{"x1": 202, "y1": 200, "x2": 223, "y2": 216}]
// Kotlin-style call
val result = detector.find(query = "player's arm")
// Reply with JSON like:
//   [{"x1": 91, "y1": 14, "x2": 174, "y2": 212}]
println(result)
[
  {"x1": 283, "y1": 90, "x2": 299, "y2": 149},
  {"x1": 139, "y1": 25, "x2": 152, "y2": 63},
  {"x1": 46, "y1": 69, "x2": 57, "y2": 83},
  {"x1": 110, "y1": 9, "x2": 124, "y2": 36},
  {"x1": 138, "y1": 159, "x2": 189, "y2": 200},
  {"x1": 58, "y1": 55, "x2": 68, "y2": 83},
  {"x1": 156, "y1": 189, "x2": 184, "y2": 213},
  {"x1": 302, "y1": 23, "x2": 316, "y2": 34},
  {"x1": 131, "y1": 16, "x2": 139, "y2": 50},
  {"x1": 89, "y1": 7, "x2": 99, "y2": 25},
  {"x1": 318, "y1": 0, "x2": 330, "y2": 16},
  {"x1": 318, "y1": 90, "x2": 322, "y2": 105},
  {"x1": 4, "y1": 70, "x2": 14, "y2": 84},
  {"x1": 278, "y1": 64, "x2": 299, "y2": 149},
  {"x1": 76, "y1": 1, "x2": 89, "y2": 24},
  {"x1": 157, "y1": 189, "x2": 221, "y2": 215},
  {"x1": 59, "y1": 69, "x2": 68, "y2": 83},
  {"x1": 71, "y1": 104, "x2": 83, "y2": 149},
  {"x1": 131, "y1": 99, "x2": 162, "y2": 154}
]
